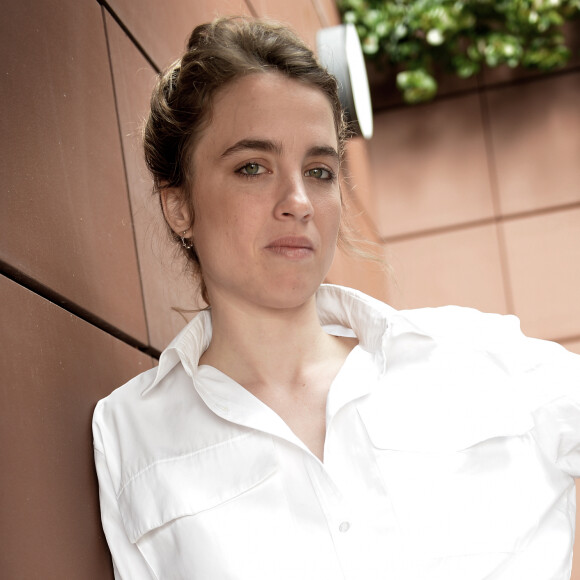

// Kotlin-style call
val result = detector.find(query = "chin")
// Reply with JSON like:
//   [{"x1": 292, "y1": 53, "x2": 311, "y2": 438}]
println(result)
[{"x1": 256, "y1": 278, "x2": 322, "y2": 310}]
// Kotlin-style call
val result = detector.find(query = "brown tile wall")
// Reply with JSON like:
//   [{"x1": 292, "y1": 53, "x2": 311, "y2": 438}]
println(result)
[
  {"x1": 105, "y1": 0, "x2": 252, "y2": 69},
  {"x1": 0, "y1": 0, "x2": 148, "y2": 343},
  {"x1": 104, "y1": 12, "x2": 200, "y2": 352},
  {"x1": 368, "y1": 68, "x2": 580, "y2": 351},
  {"x1": 0, "y1": 274, "x2": 152, "y2": 578}
]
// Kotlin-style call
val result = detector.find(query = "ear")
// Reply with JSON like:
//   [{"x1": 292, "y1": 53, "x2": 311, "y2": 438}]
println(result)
[{"x1": 160, "y1": 187, "x2": 193, "y2": 236}]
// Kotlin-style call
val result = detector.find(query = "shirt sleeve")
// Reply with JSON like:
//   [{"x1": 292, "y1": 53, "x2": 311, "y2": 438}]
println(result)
[
  {"x1": 406, "y1": 306, "x2": 580, "y2": 477},
  {"x1": 94, "y1": 443, "x2": 158, "y2": 579},
  {"x1": 521, "y1": 338, "x2": 580, "y2": 479},
  {"x1": 468, "y1": 309, "x2": 580, "y2": 478},
  {"x1": 469, "y1": 311, "x2": 580, "y2": 478}
]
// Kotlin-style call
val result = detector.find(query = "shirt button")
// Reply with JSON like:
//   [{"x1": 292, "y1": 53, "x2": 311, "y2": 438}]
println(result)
[{"x1": 339, "y1": 521, "x2": 350, "y2": 533}]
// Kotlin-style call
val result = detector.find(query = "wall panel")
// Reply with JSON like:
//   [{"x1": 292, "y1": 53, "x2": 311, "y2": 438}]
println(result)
[
  {"x1": 486, "y1": 72, "x2": 580, "y2": 215},
  {"x1": 340, "y1": 137, "x2": 380, "y2": 228},
  {"x1": 105, "y1": 13, "x2": 200, "y2": 351},
  {"x1": 369, "y1": 94, "x2": 495, "y2": 239},
  {"x1": 0, "y1": 274, "x2": 152, "y2": 578},
  {"x1": 0, "y1": 0, "x2": 147, "y2": 342},
  {"x1": 385, "y1": 224, "x2": 508, "y2": 313},
  {"x1": 327, "y1": 137, "x2": 389, "y2": 301},
  {"x1": 502, "y1": 208, "x2": 580, "y2": 341},
  {"x1": 105, "y1": 0, "x2": 252, "y2": 69},
  {"x1": 251, "y1": 0, "x2": 324, "y2": 48},
  {"x1": 312, "y1": 0, "x2": 341, "y2": 27}
]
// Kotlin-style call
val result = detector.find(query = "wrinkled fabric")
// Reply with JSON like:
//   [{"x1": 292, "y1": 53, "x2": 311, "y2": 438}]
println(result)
[{"x1": 93, "y1": 284, "x2": 580, "y2": 580}]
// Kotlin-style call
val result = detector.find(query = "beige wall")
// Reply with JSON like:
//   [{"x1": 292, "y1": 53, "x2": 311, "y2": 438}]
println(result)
[
  {"x1": 364, "y1": 58, "x2": 580, "y2": 356},
  {"x1": 0, "y1": 0, "x2": 577, "y2": 577}
]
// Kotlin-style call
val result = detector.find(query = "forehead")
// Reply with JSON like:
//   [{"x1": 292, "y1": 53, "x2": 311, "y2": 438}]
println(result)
[{"x1": 197, "y1": 73, "x2": 338, "y2": 155}]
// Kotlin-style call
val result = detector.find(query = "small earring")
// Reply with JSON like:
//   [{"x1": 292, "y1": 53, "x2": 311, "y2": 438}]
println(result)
[{"x1": 180, "y1": 230, "x2": 193, "y2": 250}]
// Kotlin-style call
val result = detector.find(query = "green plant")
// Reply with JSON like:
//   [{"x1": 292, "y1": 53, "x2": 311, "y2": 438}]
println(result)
[{"x1": 338, "y1": 0, "x2": 580, "y2": 103}]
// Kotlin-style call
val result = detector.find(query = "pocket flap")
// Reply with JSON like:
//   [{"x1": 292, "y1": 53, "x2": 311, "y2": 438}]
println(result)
[
  {"x1": 117, "y1": 431, "x2": 277, "y2": 543},
  {"x1": 357, "y1": 388, "x2": 534, "y2": 452}
]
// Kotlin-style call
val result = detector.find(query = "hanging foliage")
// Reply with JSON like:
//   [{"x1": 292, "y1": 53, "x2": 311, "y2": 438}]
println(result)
[{"x1": 337, "y1": 0, "x2": 580, "y2": 103}]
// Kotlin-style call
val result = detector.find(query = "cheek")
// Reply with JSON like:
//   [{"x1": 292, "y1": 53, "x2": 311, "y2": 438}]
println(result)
[
  {"x1": 193, "y1": 199, "x2": 261, "y2": 255},
  {"x1": 317, "y1": 195, "x2": 342, "y2": 236}
]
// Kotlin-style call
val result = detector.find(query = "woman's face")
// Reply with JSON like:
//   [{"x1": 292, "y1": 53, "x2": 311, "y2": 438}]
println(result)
[{"x1": 187, "y1": 72, "x2": 341, "y2": 312}]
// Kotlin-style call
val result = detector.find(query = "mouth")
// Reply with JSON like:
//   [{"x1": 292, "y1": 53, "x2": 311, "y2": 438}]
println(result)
[{"x1": 265, "y1": 236, "x2": 315, "y2": 259}]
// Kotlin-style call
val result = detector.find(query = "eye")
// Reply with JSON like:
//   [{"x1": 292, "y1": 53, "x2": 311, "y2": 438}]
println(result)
[
  {"x1": 237, "y1": 162, "x2": 267, "y2": 177},
  {"x1": 305, "y1": 167, "x2": 335, "y2": 180}
]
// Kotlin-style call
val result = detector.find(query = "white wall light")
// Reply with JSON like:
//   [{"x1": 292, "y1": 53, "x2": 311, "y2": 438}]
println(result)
[{"x1": 316, "y1": 23, "x2": 374, "y2": 139}]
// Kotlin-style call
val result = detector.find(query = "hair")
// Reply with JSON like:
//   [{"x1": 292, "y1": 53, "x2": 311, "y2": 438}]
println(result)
[{"x1": 143, "y1": 16, "x2": 349, "y2": 304}]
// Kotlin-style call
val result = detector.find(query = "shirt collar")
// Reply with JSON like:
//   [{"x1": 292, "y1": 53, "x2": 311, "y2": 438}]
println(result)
[{"x1": 141, "y1": 284, "x2": 394, "y2": 396}]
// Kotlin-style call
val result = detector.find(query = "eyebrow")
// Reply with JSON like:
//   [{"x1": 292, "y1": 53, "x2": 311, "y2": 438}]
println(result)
[
  {"x1": 220, "y1": 139, "x2": 339, "y2": 162},
  {"x1": 305, "y1": 145, "x2": 339, "y2": 162},
  {"x1": 220, "y1": 139, "x2": 282, "y2": 159}
]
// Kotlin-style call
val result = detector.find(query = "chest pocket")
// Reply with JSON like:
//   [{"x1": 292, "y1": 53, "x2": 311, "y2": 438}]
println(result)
[
  {"x1": 117, "y1": 430, "x2": 278, "y2": 544},
  {"x1": 358, "y1": 401, "x2": 537, "y2": 558}
]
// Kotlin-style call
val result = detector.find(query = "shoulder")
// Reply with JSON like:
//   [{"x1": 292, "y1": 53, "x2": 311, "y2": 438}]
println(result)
[
  {"x1": 394, "y1": 305, "x2": 524, "y2": 353},
  {"x1": 92, "y1": 362, "x2": 233, "y2": 492},
  {"x1": 92, "y1": 367, "x2": 154, "y2": 469},
  {"x1": 92, "y1": 360, "x2": 214, "y2": 439},
  {"x1": 92, "y1": 361, "x2": 203, "y2": 459},
  {"x1": 320, "y1": 284, "x2": 523, "y2": 351},
  {"x1": 381, "y1": 302, "x2": 580, "y2": 414},
  {"x1": 92, "y1": 366, "x2": 158, "y2": 436},
  {"x1": 397, "y1": 304, "x2": 579, "y2": 369},
  {"x1": 95, "y1": 365, "x2": 158, "y2": 407},
  {"x1": 389, "y1": 304, "x2": 580, "y2": 422},
  {"x1": 362, "y1": 304, "x2": 580, "y2": 454}
]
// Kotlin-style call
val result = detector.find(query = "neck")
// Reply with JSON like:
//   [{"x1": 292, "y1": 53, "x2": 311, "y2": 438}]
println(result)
[{"x1": 199, "y1": 292, "x2": 342, "y2": 389}]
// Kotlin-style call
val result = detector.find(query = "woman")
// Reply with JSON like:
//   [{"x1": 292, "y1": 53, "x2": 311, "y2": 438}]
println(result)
[{"x1": 93, "y1": 17, "x2": 580, "y2": 580}]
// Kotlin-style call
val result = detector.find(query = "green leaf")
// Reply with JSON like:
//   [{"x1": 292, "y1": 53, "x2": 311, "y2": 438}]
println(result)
[
  {"x1": 397, "y1": 69, "x2": 438, "y2": 103},
  {"x1": 338, "y1": 0, "x2": 580, "y2": 103}
]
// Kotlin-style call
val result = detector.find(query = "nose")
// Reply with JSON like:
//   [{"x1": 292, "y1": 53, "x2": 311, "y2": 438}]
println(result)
[{"x1": 274, "y1": 173, "x2": 314, "y2": 221}]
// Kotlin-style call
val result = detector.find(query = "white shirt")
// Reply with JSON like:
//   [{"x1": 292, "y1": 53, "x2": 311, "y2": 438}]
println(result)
[{"x1": 93, "y1": 284, "x2": 580, "y2": 580}]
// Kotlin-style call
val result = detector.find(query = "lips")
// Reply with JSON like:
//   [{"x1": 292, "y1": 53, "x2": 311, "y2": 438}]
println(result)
[{"x1": 265, "y1": 236, "x2": 314, "y2": 258}]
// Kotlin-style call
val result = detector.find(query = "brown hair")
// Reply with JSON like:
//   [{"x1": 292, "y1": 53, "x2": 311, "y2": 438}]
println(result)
[{"x1": 144, "y1": 16, "x2": 347, "y2": 304}]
